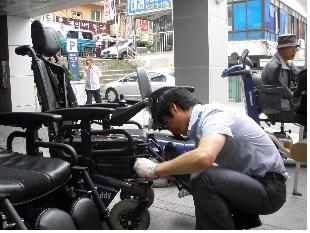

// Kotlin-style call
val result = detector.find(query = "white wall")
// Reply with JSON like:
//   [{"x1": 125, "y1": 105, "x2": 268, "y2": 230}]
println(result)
[
  {"x1": 208, "y1": 0, "x2": 228, "y2": 104},
  {"x1": 7, "y1": 16, "x2": 36, "y2": 112}
]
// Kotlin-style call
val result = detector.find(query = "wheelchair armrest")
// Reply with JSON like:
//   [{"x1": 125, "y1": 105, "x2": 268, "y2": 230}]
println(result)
[
  {"x1": 0, "y1": 112, "x2": 62, "y2": 128},
  {"x1": 80, "y1": 103, "x2": 121, "y2": 108},
  {"x1": 48, "y1": 107, "x2": 114, "y2": 121},
  {"x1": 15, "y1": 45, "x2": 36, "y2": 58},
  {"x1": 110, "y1": 101, "x2": 148, "y2": 126}
]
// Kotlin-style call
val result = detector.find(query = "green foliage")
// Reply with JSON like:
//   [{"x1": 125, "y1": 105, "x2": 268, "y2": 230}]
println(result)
[
  {"x1": 145, "y1": 43, "x2": 153, "y2": 51},
  {"x1": 67, "y1": 69, "x2": 74, "y2": 80},
  {"x1": 67, "y1": 69, "x2": 84, "y2": 81}
]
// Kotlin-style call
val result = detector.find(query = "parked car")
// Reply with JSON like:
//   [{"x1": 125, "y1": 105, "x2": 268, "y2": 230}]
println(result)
[
  {"x1": 59, "y1": 29, "x2": 96, "y2": 56},
  {"x1": 102, "y1": 70, "x2": 175, "y2": 102},
  {"x1": 101, "y1": 39, "x2": 153, "y2": 59},
  {"x1": 101, "y1": 39, "x2": 133, "y2": 59}
]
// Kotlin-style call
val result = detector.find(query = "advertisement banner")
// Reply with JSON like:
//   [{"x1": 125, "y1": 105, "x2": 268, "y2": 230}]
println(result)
[
  {"x1": 103, "y1": 0, "x2": 115, "y2": 21},
  {"x1": 127, "y1": 0, "x2": 172, "y2": 15},
  {"x1": 141, "y1": 19, "x2": 148, "y2": 31}
]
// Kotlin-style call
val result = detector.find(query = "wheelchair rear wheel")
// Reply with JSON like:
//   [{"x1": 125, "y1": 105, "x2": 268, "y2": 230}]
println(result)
[{"x1": 109, "y1": 199, "x2": 150, "y2": 230}]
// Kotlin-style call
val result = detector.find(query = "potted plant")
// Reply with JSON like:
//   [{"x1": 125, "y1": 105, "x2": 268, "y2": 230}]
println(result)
[{"x1": 145, "y1": 43, "x2": 153, "y2": 53}]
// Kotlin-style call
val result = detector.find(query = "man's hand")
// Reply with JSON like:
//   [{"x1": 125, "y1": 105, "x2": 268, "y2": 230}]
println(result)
[{"x1": 134, "y1": 158, "x2": 159, "y2": 179}]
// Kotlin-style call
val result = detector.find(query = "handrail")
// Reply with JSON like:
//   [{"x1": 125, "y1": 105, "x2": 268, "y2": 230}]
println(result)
[{"x1": 126, "y1": 45, "x2": 146, "y2": 69}]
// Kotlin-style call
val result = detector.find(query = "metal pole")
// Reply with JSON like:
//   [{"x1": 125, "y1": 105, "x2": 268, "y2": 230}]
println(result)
[{"x1": 114, "y1": 0, "x2": 118, "y2": 59}]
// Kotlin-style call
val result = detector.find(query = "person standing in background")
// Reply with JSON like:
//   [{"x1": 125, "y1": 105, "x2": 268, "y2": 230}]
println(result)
[{"x1": 84, "y1": 57, "x2": 102, "y2": 104}]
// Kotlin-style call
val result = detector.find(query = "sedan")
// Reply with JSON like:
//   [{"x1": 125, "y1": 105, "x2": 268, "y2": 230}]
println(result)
[{"x1": 102, "y1": 70, "x2": 175, "y2": 102}]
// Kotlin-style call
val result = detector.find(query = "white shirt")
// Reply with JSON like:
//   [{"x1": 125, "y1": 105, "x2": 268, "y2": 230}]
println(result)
[
  {"x1": 84, "y1": 65, "x2": 102, "y2": 90},
  {"x1": 188, "y1": 104, "x2": 288, "y2": 179}
]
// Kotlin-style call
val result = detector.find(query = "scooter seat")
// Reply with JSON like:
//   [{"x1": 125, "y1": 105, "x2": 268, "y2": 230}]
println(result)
[{"x1": 0, "y1": 147, "x2": 70, "y2": 204}]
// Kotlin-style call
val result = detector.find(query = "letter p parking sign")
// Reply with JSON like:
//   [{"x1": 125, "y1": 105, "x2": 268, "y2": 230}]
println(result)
[{"x1": 66, "y1": 38, "x2": 78, "y2": 53}]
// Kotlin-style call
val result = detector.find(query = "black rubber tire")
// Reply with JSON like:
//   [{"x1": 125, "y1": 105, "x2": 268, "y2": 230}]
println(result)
[
  {"x1": 120, "y1": 51, "x2": 127, "y2": 59},
  {"x1": 84, "y1": 47, "x2": 92, "y2": 56},
  {"x1": 105, "y1": 88, "x2": 118, "y2": 103},
  {"x1": 109, "y1": 199, "x2": 150, "y2": 230},
  {"x1": 119, "y1": 187, "x2": 155, "y2": 208}
]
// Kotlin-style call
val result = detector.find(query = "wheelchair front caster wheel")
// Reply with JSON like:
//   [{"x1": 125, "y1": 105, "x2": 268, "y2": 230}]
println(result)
[
  {"x1": 119, "y1": 187, "x2": 154, "y2": 208},
  {"x1": 109, "y1": 199, "x2": 150, "y2": 230}
]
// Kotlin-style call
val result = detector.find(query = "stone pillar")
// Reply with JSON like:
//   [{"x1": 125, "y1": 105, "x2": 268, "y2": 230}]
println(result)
[
  {"x1": 0, "y1": 16, "x2": 12, "y2": 112},
  {"x1": 174, "y1": 0, "x2": 228, "y2": 104}
]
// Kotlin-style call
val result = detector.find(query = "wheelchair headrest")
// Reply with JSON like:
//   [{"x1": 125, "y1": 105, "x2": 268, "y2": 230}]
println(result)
[{"x1": 31, "y1": 20, "x2": 61, "y2": 57}]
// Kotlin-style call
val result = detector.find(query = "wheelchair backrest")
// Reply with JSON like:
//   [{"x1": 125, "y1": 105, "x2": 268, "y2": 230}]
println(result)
[{"x1": 30, "y1": 20, "x2": 78, "y2": 112}]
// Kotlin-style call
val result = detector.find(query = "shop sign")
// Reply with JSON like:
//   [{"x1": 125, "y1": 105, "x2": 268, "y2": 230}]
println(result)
[
  {"x1": 127, "y1": 0, "x2": 172, "y2": 15},
  {"x1": 56, "y1": 16, "x2": 110, "y2": 35}
]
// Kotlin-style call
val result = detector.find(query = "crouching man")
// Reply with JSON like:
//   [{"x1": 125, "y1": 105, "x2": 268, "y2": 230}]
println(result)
[{"x1": 134, "y1": 88, "x2": 287, "y2": 229}]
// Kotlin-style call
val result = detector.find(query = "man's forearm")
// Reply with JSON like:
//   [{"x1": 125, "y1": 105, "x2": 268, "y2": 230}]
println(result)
[{"x1": 155, "y1": 149, "x2": 215, "y2": 177}]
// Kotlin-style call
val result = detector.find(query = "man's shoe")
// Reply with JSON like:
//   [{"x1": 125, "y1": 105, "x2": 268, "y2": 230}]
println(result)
[{"x1": 232, "y1": 211, "x2": 262, "y2": 230}]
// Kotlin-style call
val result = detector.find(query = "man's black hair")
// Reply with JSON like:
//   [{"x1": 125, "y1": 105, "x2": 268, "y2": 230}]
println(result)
[{"x1": 155, "y1": 87, "x2": 200, "y2": 124}]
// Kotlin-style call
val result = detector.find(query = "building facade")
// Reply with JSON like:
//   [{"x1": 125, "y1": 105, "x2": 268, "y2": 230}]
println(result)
[{"x1": 228, "y1": 0, "x2": 307, "y2": 67}]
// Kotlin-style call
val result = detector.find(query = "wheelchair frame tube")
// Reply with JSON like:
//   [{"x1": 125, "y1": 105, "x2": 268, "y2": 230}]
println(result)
[
  {"x1": 35, "y1": 141, "x2": 78, "y2": 166},
  {"x1": 0, "y1": 194, "x2": 27, "y2": 230}
]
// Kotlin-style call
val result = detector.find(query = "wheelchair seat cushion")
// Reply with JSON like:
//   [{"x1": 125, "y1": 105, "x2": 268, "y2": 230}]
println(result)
[
  {"x1": 0, "y1": 147, "x2": 70, "y2": 204},
  {"x1": 35, "y1": 208, "x2": 76, "y2": 230}
]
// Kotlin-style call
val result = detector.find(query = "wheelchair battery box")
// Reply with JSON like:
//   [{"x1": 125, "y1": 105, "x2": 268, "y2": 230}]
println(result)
[
  {"x1": 94, "y1": 138, "x2": 146, "y2": 179},
  {"x1": 257, "y1": 86, "x2": 283, "y2": 114}
]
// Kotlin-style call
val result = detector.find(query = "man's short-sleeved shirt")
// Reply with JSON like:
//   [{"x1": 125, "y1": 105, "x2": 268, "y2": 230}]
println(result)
[
  {"x1": 84, "y1": 65, "x2": 102, "y2": 90},
  {"x1": 188, "y1": 104, "x2": 288, "y2": 179}
]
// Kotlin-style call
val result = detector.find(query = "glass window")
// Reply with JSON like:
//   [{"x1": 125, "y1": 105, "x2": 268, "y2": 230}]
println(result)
[
  {"x1": 72, "y1": 12, "x2": 82, "y2": 17},
  {"x1": 279, "y1": 9, "x2": 285, "y2": 34},
  {"x1": 269, "y1": 4, "x2": 275, "y2": 32},
  {"x1": 265, "y1": 1, "x2": 275, "y2": 32},
  {"x1": 151, "y1": 75, "x2": 166, "y2": 82},
  {"x1": 124, "y1": 74, "x2": 138, "y2": 82},
  {"x1": 82, "y1": 32, "x2": 93, "y2": 40},
  {"x1": 91, "y1": 9, "x2": 101, "y2": 22},
  {"x1": 117, "y1": 40, "x2": 128, "y2": 46},
  {"x1": 247, "y1": 31, "x2": 263, "y2": 39},
  {"x1": 285, "y1": 12, "x2": 289, "y2": 33},
  {"x1": 299, "y1": 21, "x2": 305, "y2": 40},
  {"x1": 247, "y1": 0, "x2": 261, "y2": 30},
  {"x1": 233, "y1": 2, "x2": 246, "y2": 31},
  {"x1": 67, "y1": 31, "x2": 78, "y2": 39}
]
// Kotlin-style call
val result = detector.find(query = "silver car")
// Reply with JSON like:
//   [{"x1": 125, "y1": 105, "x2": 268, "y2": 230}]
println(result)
[{"x1": 102, "y1": 70, "x2": 175, "y2": 102}]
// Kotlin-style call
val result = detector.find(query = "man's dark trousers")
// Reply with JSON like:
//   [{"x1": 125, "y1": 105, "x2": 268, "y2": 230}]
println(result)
[
  {"x1": 86, "y1": 89, "x2": 102, "y2": 104},
  {"x1": 180, "y1": 166, "x2": 286, "y2": 229}
]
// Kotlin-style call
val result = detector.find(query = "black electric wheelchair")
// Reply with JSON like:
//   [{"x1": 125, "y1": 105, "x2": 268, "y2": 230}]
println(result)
[
  {"x1": 15, "y1": 20, "x2": 154, "y2": 229},
  {"x1": 222, "y1": 49, "x2": 307, "y2": 159},
  {"x1": 0, "y1": 112, "x2": 112, "y2": 230},
  {"x1": 136, "y1": 67, "x2": 196, "y2": 197}
]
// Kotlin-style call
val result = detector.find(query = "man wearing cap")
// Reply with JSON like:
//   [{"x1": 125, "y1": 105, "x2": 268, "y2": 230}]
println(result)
[{"x1": 262, "y1": 34, "x2": 300, "y2": 100}]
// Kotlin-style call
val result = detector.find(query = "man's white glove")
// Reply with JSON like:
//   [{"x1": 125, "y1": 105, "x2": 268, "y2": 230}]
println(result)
[{"x1": 134, "y1": 158, "x2": 159, "y2": 179}]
